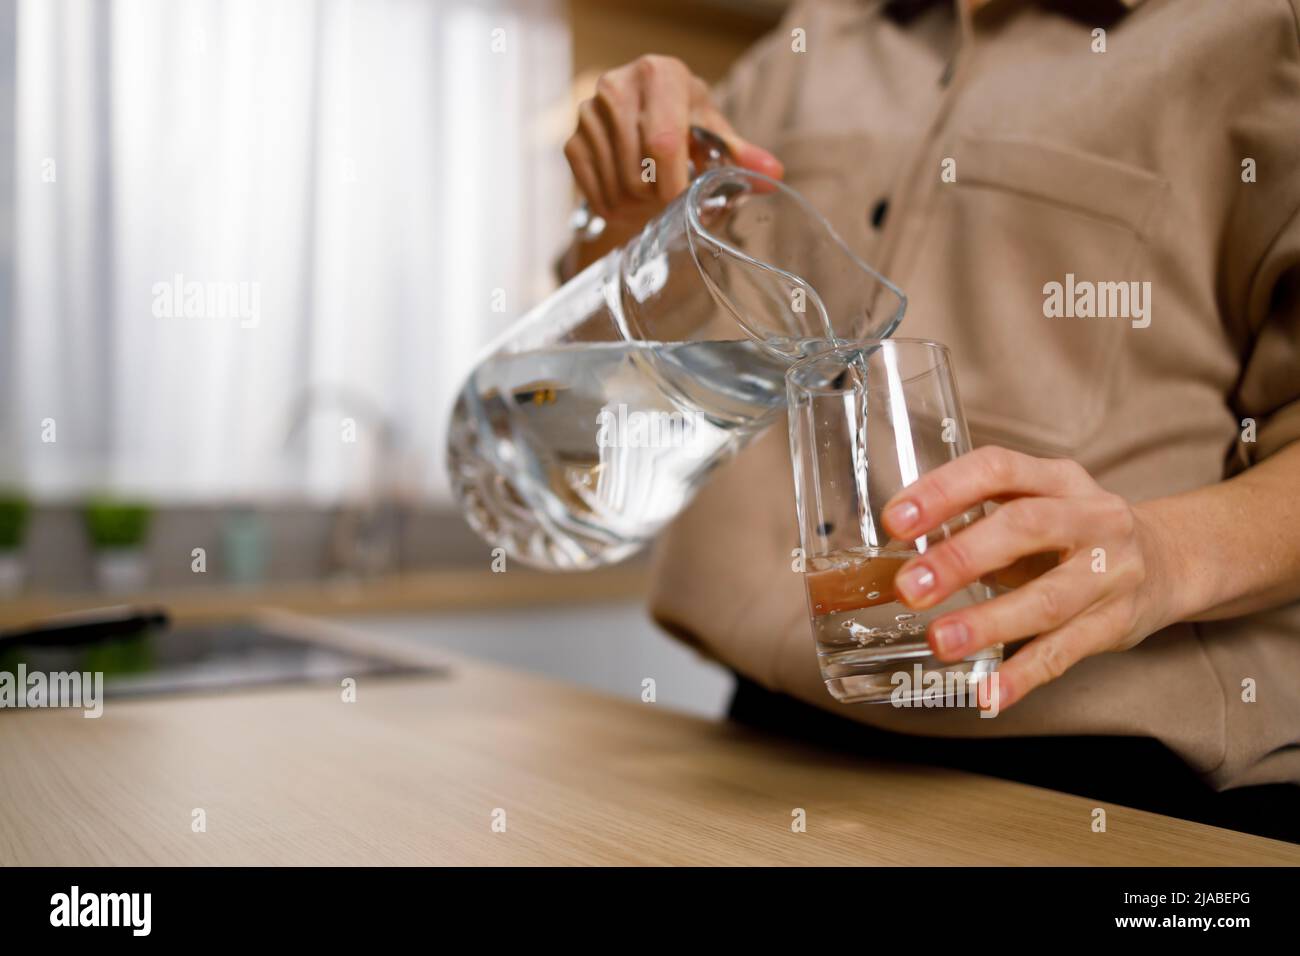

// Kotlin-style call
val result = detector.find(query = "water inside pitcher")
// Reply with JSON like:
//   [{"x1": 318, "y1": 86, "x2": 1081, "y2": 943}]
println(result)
[{"x1": 447, "y1": 162, "x2": 906, "y2": 570}]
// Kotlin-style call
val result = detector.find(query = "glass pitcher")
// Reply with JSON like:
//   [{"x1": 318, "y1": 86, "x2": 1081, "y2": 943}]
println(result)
[{"x1": 447, "y1": 138, "x2": 907, "y2": 571}]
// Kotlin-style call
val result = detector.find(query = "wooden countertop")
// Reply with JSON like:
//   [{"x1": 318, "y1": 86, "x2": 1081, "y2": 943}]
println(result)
[{"x1": 1, "y1": 613, "x2": 1296, "y2": 866}]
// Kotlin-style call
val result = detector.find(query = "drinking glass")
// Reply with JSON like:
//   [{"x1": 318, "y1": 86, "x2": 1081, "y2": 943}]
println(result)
[{"x1": 786, "y1": 340, "x2": 1000, "y2": 705}]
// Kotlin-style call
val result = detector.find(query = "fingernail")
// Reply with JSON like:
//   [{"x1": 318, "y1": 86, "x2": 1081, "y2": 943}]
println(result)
[
  {"x1": 895, "y1": 564, "x2": 935, "y2": 603},
  {"x1": 992, "y1": 672, "x2": 1011, "y2": 710},
  {"x1": 885, "y1": 500, "x2": 920, "y2": 533},
  {"x1": 930, "y1": 620, "x2": 969, "y2": 657}
]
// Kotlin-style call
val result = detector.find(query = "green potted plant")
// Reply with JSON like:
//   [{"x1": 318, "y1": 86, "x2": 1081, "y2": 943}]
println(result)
[
  {"x1": 83, "y1": 498, "x2": 153, "y2": 593},
  {"x1": 0, "y1": 492, "x2": 30, "y2": 596}
]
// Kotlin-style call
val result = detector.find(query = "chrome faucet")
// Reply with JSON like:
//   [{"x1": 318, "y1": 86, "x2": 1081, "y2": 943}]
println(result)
[{"x1": 282, "y1": 384, "x2": 408, "y2": 580}]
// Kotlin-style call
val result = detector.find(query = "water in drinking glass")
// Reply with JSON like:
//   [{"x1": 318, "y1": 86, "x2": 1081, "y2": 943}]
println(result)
[{"x1": 805, "y1": 549, "x2": 999, "y2": 700}]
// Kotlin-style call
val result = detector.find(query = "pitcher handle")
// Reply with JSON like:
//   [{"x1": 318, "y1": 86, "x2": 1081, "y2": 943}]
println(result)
[
  {"x1": 687, "y1": 124, "x2": 733, "y2": 175},
  {"x1": 570, "y1": 125, "x2": 734, "y2": 243}
]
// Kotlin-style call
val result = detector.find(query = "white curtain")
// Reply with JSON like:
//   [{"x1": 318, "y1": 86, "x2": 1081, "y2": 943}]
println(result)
[{"x1": 3, "y1": 0, "x2": 572, "y2": 502}]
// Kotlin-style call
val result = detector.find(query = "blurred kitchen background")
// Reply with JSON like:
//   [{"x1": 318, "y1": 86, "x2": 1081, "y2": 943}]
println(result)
[{"x1": 0, "y1": 0, "x2": 785, "y2": 716}]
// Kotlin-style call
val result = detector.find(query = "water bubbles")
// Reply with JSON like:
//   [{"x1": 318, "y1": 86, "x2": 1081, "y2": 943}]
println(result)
[
  {"x1": 841, "y1": 620, "x2": 883, "y2": 646},
  {"x1": 894, "y1": 612, "x2": 916, "y2": 623},
  {"x1": 866, "y1": 591, "x2": 880, "y2": 600}
]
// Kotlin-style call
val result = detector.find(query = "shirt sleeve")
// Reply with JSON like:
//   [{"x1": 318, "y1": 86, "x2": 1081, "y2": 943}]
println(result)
[
  {"x1": 1230, "y1": 205, "x2": 1300, "y2": 472},
  {"x1": 1226, "y1": 9, "x2": 1300, "y2": 473}
]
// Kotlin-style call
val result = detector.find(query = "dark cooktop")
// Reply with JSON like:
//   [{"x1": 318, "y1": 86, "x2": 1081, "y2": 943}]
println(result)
[{"x1": 0, "y1": 617, "x2": 439, "y2": 699}]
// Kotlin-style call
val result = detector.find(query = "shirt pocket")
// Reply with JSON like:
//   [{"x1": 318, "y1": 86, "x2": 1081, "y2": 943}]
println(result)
[{"x1": 904, "y1": 134, "x2": 1169, "y2": 455}]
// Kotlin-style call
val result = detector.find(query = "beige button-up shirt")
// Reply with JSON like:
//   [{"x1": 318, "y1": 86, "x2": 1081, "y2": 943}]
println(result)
[{"x1": 649, "y1": 0, "x2": 1300, "y2": 789}]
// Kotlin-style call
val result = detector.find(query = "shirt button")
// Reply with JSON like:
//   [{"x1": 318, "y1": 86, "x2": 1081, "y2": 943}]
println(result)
[{"x1": 870, "y1": 198, "x2": 889, "y2": 230}]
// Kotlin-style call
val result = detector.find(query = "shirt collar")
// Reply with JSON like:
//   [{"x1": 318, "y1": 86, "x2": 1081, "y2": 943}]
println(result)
[{"x1": 878, "y1": 0, "x2": 1150, "y2": 21}]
